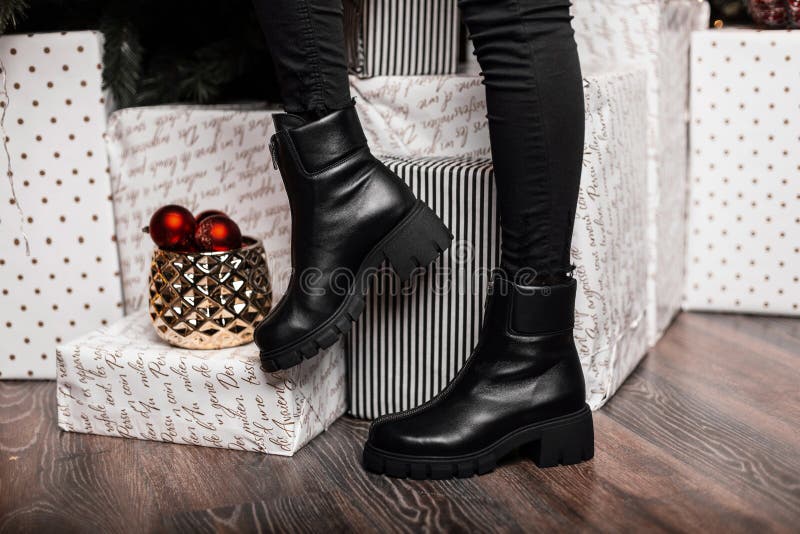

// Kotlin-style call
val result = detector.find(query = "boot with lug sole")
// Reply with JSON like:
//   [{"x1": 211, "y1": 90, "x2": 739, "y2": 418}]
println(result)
[
  {"x1": 256, "y1": 105, "x2": 453, "y2": 371},
  {"x1": 362, "y1": 271, "x2": 593, "y2": 479}
]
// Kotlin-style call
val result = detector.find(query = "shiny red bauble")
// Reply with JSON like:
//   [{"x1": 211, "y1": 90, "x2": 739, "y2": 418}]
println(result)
[
  {"x1": 195, "y1": 209, "x2": 228, "y2": 224},
  {"x1": 194, "y1": 215, "x2": 243, "y2": 252},
  {"x1": 148, "y1": 205, "x2": 196, "y2": 250},
  {"x1": 748, "y1": 0, "x2": 800, "y2": 28}
]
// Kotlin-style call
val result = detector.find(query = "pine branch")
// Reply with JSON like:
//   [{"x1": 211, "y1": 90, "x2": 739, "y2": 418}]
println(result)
[
  {"x1": 99, "y1": 5, "x2": 143, "y2": 108},
  {"x1": 136, "y1": 53, "x2": 181, "y2": 105},
  {"x1": 175, "y1": 41, "x2": 240, "y2": 104},
  {"x1": 0, "y1": 0, "x2": 29, "y2": 35}
]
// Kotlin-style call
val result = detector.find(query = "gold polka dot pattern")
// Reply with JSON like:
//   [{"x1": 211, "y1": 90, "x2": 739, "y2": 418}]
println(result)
[
  {"x1": 0, "y1": 31, "x2": 124, "y2": 379},
  {"x1": 685, "y1": 29, "x2": 800, "y2": 315}
]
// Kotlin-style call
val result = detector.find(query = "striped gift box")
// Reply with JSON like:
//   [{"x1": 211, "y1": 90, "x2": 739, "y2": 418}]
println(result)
[
  {"x1": 348, "y1": 65, "x2": 650, "y2": 419},
  {"x1": 348, "y1": 157, "x2": 500, "y2": 419},
  {"x1": 345, "y1": 0, "x2": 461, "y2": 78}
]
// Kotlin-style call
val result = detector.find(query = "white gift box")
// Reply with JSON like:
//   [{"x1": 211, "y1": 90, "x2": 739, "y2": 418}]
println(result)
[
  {"x1": 345, "y1": 0, "x2": 460, "y2": 77},
  {"x1": 106, "y1": 103, "x2": 408, "y2": 314},
  {"x1": 106, "y1": 105, "x2": 292, "y2": 313},
  {"x1": 0, "y1": 31, "x2": 123, "y2": 379},
  {"x1": 350, "y1": 74, "x2": 491, "y2": 160},
  {"x1": 349, "y1": 65, "x2": 650, "y2": 418},
  {"x1": 56, "y1": 313, "x2": 346, "y2": 455},
  {"x1": 684, "y1": 29, "x2": 800, "y2": 316},
  {"x1": 572, "y1": 0, "x2": 710, "y2": 343}
]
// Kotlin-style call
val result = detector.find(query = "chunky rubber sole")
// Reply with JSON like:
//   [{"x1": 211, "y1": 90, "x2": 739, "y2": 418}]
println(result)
[
  {"x1": 259, "y1": 201, "x2": 453, "y2": 371},
  {"x1": 362, "y1": 404, "x2": 594, "y2": 479}
]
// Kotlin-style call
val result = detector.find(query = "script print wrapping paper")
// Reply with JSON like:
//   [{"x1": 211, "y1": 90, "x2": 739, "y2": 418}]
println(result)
[
  {"x1": 352, "y1": 0, "x2": 708, "y2": 345},
  {"x1": 684, "y1": 29, "x2": 800, "y2": 315},
  {"x1": 350, "y1": 74, "x2": 491, "y2": 160},
  {"x1": 0, "y1": 31, "x2": 123, "y2": 379},
  {"x1": 348, "y1": 65, "x2": 649, "y2": 418},
  {"x1": 107, "y1": 103, "x2": 405, "y2": 315},
  {"x1": 571, "y1": 0, "x2": 710, "y2": 344},
  {"x1": 106, "y1": 105, "x2": 291, "y2": 314},
  {"x1": 56, "y1": 313, "x2": 347, "y2": 455}
]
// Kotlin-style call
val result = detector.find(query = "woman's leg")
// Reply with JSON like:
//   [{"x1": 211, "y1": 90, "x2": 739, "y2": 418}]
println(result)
[
  {"x1": 463, "y1": 0, "x2": 584, "y2": 283},
  {"x1": 363, "y1": 0, "x2": 591, "y2": 480},
  {"x1": 251, "y1": 0, "x2": 452, "y2": 371},
  {"x1": 251, "y1": 0, "x2": 352, "y2": 119}
]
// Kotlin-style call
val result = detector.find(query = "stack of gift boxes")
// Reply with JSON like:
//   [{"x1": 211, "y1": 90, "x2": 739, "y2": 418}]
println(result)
[
  {"x1": 10, "y1": 0, "x2": 794, "y2": 456},
  {"x1": 348, "y1": 67, "x2": 651, "y2": 417}
]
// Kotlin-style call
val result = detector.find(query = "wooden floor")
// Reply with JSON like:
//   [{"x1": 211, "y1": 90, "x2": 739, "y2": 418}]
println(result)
[{"x1": 1, "y1": 312, "x2": 799, "y2": 533}]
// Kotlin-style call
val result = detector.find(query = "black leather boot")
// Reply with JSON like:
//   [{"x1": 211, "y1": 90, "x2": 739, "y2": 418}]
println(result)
[
  {"x1": 362, "y1": 271, "x2": 593, "y2": 479},
  {"x1": 256, "y1": 105, "x2": 453, "y2": 371}
]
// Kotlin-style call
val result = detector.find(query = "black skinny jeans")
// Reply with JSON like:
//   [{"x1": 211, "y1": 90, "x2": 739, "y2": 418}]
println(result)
[{"x1": 252, "y1": 0, "x2": 584, "y2": 281}]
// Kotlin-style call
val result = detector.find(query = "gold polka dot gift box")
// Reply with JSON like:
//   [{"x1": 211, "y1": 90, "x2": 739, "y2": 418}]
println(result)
[
  {"x1": 684, "y1": 29, "x2": 800, "y2": 316},
  {"x1": 0, "y1": 31, "x2": 124, "y2": 379}
]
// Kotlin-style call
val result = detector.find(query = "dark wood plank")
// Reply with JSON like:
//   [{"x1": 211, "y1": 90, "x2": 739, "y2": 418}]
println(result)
[
  {"x1": 0, "y1": 381, "x2": 161, "y2": 533},
  {"x1": 645, "y1": 314, "x2": 800, "y2": 447},
  {"x1": 1, "y1": 312, "x2": 799, "y2": 533}
]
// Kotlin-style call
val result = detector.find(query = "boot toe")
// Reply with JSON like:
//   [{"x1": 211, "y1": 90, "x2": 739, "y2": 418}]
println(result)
[
  {"x1": 367, "y1": 412, "x2": 453, "y2": 457},
  {"x1": 254, "y1": 305, "x2": 309, "y2": 354},
  {"x1": 367, "y1": 418, "x2": 417, "y2": 456}
]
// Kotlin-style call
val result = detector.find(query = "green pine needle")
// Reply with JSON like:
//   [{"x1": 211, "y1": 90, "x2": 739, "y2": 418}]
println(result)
[
  {"x1": 99, "y1": 8, "x2": 143, "y2": 108},
  {"x1": 0, "y1": 0, "x2": 29, "y2": 35}
]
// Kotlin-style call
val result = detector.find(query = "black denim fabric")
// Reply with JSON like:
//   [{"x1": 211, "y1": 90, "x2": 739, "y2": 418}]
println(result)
[
  {"x1": 253, "y1": 0, "x2": 584, "y2": 280},
  {"x1": 252, "y1": 0, "x2": 353, "y2": 118}
]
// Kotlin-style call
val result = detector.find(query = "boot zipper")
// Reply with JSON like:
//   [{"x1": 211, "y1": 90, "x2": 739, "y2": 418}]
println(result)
[
  {"x1": 370, "y1": 339, "x2": 485, "y2": 426},
  {"x1": 370, "y1": 283, "x2": 494, "y2": 427},
  {"x1": 269, "y1": 135, "x2": 279, "y2": 170}
]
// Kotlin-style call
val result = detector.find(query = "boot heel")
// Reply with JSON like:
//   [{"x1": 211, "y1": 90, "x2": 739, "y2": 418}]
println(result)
[
  {"x1": 526, "y1": 406, "x2": 594, "y2": 468},
  {"x1": 383, "y1": 202, "x2": 453, "y2": 282}
]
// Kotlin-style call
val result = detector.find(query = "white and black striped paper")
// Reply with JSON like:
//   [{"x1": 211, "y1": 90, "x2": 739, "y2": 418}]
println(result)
[
  {"x1": 346, "y1": 0, "x2": 461, "y2": 78},
  {"x1": 348, "y1": 156, "x2": 500, "y2": 419}
]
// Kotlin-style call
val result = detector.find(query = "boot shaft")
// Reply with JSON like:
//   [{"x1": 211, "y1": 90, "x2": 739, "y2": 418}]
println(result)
[
  {"x1": 270, "y1": 105, "x2": 368, "y2": 177},
  {"x1": 265, "y1": 104, "x2": 418, "y2": 272},
  {"x1": 488, "y1": 272, "x2": 576, "y2": 336},
  {"x1": 478, "y1": 271, "x2": 585, "y2": 403}
]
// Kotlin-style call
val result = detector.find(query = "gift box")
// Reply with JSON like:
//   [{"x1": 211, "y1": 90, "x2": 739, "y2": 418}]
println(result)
[
  {"x1": 106, "y1": 105, "x2": 291, "y2": 313},
  {"x1": 571, "y1": 0, "x2": 711, "y2": 343},
  {"x1": 107, "y1": 103, "x2": 410, "y2": 314},
  {"x1": 349, "y1": 64, "x2": 649, "y2": 418},
  {"x1": 0, "y1": 31, "x2": 123, "y2": 379},
  {"x1": 683, "y1": 29, "x2": 800, "y2": 315},
  {"x1": 56, "y1": 313, "x2": 346, "y2": 455},
  {"x1": 350, "y1": 74, "x2": 491, "y2": 160},
  {"x1": 344, "y1": 0, "x2": 460, "y2": 78}
]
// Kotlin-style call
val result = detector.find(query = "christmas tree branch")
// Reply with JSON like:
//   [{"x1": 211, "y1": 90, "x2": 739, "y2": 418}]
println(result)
[{"x1": 0, "y1": 0, "x2": 29, "y2": 35}]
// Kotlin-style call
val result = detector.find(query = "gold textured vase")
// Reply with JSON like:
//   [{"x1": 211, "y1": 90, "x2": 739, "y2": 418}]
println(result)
[{"x1": 148, "y1": 237, "x2": 272, "y2": 349}]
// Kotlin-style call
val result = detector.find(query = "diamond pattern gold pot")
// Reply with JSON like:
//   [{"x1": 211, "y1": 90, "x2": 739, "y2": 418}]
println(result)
[{"x1": 148, "y1": 237, "x2": 272, "y2": 349}]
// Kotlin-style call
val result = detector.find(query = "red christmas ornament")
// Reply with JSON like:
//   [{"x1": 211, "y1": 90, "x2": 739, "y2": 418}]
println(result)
[
  {"x1": 194, "y1": 215, "x2": 243, "y2": 252},
  {"x1": 748, "y1": 0, "x2": 800, "y2": 28},
  {"x1": 148, "y1": 205, "x2": 196, "y2": 250},
  {"x1": 195, "y1": 209, "x2": 228, "y2": 224}
]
